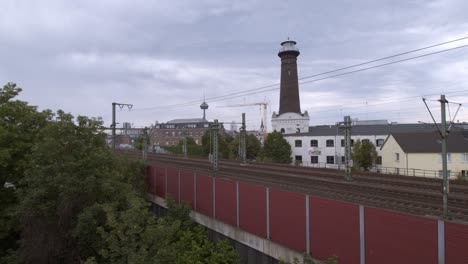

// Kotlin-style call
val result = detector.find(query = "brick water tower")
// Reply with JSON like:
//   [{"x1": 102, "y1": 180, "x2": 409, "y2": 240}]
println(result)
[{"x1": 271, "y1": 40, "x2": 309, "y2": 134}]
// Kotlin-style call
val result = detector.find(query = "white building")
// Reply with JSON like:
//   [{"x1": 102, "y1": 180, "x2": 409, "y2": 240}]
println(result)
[{"x1": 283, "y1": 121, "x2": 437, "y2": 168}]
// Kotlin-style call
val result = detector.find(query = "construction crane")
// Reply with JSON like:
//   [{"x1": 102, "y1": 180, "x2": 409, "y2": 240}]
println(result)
[{"x1": 218, "y1": 99, "x2": 269, "y2": 143}]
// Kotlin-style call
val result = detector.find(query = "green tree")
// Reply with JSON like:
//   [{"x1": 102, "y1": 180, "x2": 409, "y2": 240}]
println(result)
[
  {"x1": 1, "y1": 83, "x2": 239, "y2": 263},
  {"x1": 201, "y1": 131, "x2": 230, "y2": 159},
  {"x1": 230, "y1": 134, "x2": 261, "y2": 160},
  {"x1": 352, "y1": 139, "x2": 378, "y2": 171},
  {"x1": 0, "y1": 82, "x2": 52, "y2": 262},
  {"x1": 262, "y1": 131, "x2": 292, "y2": 163}
]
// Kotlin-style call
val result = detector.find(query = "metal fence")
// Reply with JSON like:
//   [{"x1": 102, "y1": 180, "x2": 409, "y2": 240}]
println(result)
[{"x1": 293, "y1": 161, "x2": 465, "y2": 179}]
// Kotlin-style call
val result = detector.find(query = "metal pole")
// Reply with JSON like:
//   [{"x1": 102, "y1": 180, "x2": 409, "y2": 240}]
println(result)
[
  {"x1": 241, "y1": 113, "x2": 246, "y2": 163},
  {"x1": 143, "y1": 128, "x2": 148, "y2": 161},
  {"x1": 440, "y1": 95, "x2": 449, "y2": 218},
  {"x1": 212, "y1": 119, "x2": 219, "y2": 171},
  {"x1": 344, "y1": 116, "x2": 352, "y2": 181},
  {"x1": 112, "y1": 102, "x2": 116, "y2": 150},
  {"x1": 183, "y1": 129, "x2": 187, "y2": 158}
]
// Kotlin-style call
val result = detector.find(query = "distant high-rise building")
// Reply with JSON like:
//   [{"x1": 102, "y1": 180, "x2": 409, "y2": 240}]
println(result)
[{"x1": 271, "y1": 40, "x2": 309, "y2": 134}]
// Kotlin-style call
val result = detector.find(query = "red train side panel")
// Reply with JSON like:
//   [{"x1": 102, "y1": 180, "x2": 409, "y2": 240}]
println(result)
[
  {"x1": 215, "y1": 178, "x2": 237, "y2": 226},
  {"x1": 309, "y1": 196, "x2": 359, "y2": 264},
  {"x1": 195, "y1": 174, "x2": 213, "y2": 217},
  {"x1": 179, "y1": 171, "x2": 195, "y2": 208},
  {"x1": 269, "y1": 188, "x2": 306, "y2": 252},
  {"x1": 365, "y1": 207, "x2": 437, "y2": 264},
  {"x1": 445, "y1": 221, "x2": 468, "y2": 263},
  {"x1": 166, "y1": 167, "x2": 179, "y2": 202},
  {"x1": 155, "y1": 166, "x2": 166, "y2": 198},
  {"x1": 239, "y1": 182, "x2": 267, "y2": 238}
]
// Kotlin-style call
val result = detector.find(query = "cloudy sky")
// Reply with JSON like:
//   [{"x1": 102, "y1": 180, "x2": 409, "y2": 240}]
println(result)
[{"x1": 1, "y1": 0, "x2": 468, "y2": 131}]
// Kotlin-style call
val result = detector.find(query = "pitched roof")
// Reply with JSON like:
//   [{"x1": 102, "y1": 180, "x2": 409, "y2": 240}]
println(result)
[
  {"x1": 167, "y1": 118, "x2": 209, "y2": 124},
  {"x1": 389, "y1": 131, "x2": 468, "y2": 153},
  {"x1": 284, "y1": 123, "x2": 437, "y2": 137}
]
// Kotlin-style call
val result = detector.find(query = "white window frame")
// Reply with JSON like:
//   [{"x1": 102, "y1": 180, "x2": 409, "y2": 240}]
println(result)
[
  {"x1": 462, "y1": 153, "x2": 468, "y2": 163},
  {"x1": 438, "y1": 153, "x2": 452, "y2": 163},
  {"x1": 311, "y1": 156, "x2": 318, "y2": 164},
  {"x1": 295, "y1": 140, "x2": 302, "y2": 148}
]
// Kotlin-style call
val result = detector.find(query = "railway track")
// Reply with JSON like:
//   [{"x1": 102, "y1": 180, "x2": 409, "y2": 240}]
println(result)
[{"x1": 118, "y1": 151, "x2": 468, "y2": 221}]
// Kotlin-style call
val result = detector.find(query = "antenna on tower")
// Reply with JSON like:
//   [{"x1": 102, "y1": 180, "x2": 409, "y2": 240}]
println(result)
[{"x1": 200, "y1": 89, "x2": 209, "y2": 120}]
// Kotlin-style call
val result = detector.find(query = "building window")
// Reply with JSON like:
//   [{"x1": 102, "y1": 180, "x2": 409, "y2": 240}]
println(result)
[
  {"x1": 376, "y1": 139, "x2": 385, "y2": 147},
  {"x1": 295, "y1": 155, "x2": 302, "y2": 162},
  {"x1": 462, "y1": 153, "x2": 468, "y2": 163},
  {"x1": 376, "y1": 156, "x2": 382, "y2": 165},
  {"x1": 438, "y1": 153, "x2": 452, "y2": 163},
  {"x1": 295, "y1": 140, "x2": 302, "y2": 147},
  {"x1": 326, "y1": 156, "x2": 334, "y2": 164},
  {"x1": 438, "y1": 170, "x2": 451, "y2": 178},
  {"x1": 326, "y1": 139, "x2": 334, "y2": 147},
  {"x1": 310, "y1": 140, "x2": 318, "y2": 147},
  {"x1": 340, "y1": 139, "x2": 353, "y2": 147},
  {"x1": 362, "y1": 139, "x2": 370, "y2": 144},
  {"x1": 311, "y1": 156, "x2": 318, "y2": 164},
  {"x1": 462, "y1": 170, "x2": 468, "y2": 179},
  {"x1": 395, "y1": 153, "x2": 400, "y2": 161},
  {"x1": 341, "y1": 156, "x2": 345, "y2": 163},
  {"x1": 280, "y1": 128, "x2": 285, "y2": 133}
]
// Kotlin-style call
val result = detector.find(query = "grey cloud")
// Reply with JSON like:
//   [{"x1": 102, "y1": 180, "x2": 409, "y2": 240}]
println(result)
[{"x1": 1, "y1": 0, "x2": 468, "y2": 128}]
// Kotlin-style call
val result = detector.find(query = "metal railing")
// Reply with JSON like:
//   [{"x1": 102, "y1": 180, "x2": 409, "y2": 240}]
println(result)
[{"x1": 293, "y1": 161, "x2": 464, "y2": 179}]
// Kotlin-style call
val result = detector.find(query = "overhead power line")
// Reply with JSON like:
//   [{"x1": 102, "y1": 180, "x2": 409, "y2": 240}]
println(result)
[{"x1": 133, "y1": 37, "x2": 468, "y2": 111}]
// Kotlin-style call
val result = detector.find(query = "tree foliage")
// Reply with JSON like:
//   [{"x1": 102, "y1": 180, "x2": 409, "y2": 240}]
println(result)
[
  {"x1": 352, "y1": 139, "x2": 378, "y2": 171},
  {"x1": 201, "y1": 131, "x2": 230, "y2": 159},
  {"x1": 0, "y1": 82, "x2": 239, "y2": 264},
  {"x1": 230, "y1": 134, "x2": 261, "y2": 160},
  {"x1": 262, "y1": 131, "x2": 292, "y2": 163}
]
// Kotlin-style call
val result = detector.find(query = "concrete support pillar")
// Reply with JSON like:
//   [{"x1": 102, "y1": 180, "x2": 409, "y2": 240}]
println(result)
[
  {"x1": 266, "y1": 187, "x2": 270, "y2": 239},
  {"x1": 359, "y1": 205, "x2": 365, "y2": 264},
  {"x1": 236, "y1": 181, "x2": 240, "y2": 228},
  {"x1": 178, "y1": 169, "x2": 181, "y2": 203},
  {"x1": 153, "y1": 167, "x2": 157, "y2": 197},
  {"x1": 164, "y1": 167, "x2": 167, "y2": 199},
  {"x1": 438, "y1": 219, "x2": 445, "y2": 264},
  {"x1": 306, "y1": 194, "x2": 310, "y2": 254},
  {"x1": 213, "y1": 177, "x2": 216, "y2": 218},
  {"x1": 194, "y1": 173, "x2": 197, "y2": 211}
]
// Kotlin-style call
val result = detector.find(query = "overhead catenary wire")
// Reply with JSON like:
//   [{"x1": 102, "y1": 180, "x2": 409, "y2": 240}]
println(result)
[{"x1": 132, "y1": 37, "x2": 468, "y2": 111}]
